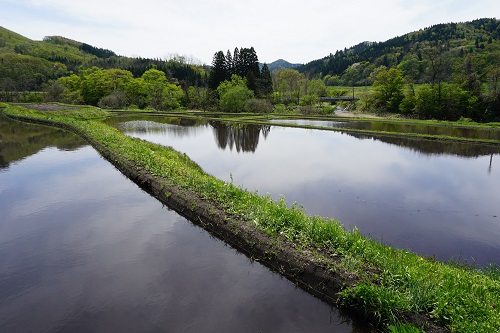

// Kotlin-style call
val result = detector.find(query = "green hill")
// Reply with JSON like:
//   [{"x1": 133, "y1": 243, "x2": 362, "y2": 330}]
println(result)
[
  {"x1": 0, "y1": 26, "x2": 31, "y2": 48},
  {"x1": 265, "y1": 59, "x2": 302, "y2": 72},
  {"x1": 0, "y1": 26, "x2": 116, "y2": 66},
  {"x1": 0, "y1": 26, "x2": 112, "y2": 91},
  {"x1": 0, "y1": 26, "x2": 205, "y2": 93},
  {"x1": 299, "y1": 18, "x2": 500, "y2": 86}
]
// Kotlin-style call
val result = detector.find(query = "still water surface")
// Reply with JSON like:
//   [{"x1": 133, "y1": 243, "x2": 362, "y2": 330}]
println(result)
[
  {"x1": 0, "y1": 115, "x2": 371, "y2": 332},
  {"x1": 111, "y1": 116, "x2": 500, "y2": 267},
  {"x1": 269, "y1": 118, "x2": 500, "y2": 141}
]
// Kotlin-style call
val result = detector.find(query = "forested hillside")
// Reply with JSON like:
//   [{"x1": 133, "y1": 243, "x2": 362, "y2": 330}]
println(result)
[
  {"x1": 0, "y1": 26, "x2": 206, "y2": 94},
  {"x1": 297, "y1": 18, "x2": 500, "y2": 121},
  {"x1": 299, "y1": 18, "x2": 500, "y2": 86}
]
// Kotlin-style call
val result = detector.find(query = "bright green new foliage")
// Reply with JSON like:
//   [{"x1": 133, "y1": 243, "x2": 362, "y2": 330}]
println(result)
[{"x1": 217, "y1": 75, "x2": 254, "y2": 112}]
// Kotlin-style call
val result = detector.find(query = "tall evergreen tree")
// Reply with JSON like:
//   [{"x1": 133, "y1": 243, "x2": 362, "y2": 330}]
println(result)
[
  {"x1": 233, "y1": 47, "x2": 240, "y2": 77},
  {"x1": 246, "y1": 70, "x2": 258, "y2": 92},
  {"x1": 258, "y1": 63, "x2": 273, "y2": 97},
  {"x1": 209, "y1": 46, "x2": 261, "y2": 93},
  {"x1": 238, "y1": 47, "x2": 260, "y2": 80},
  {"x1": 208, "y1": 51, "x2": 228, "y2": 90},
  {"x1": 226, "y1": 50, "x2": 233, "y2": 77}
]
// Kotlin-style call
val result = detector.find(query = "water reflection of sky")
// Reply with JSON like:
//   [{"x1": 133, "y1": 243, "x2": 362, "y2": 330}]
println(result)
[
  {"x1": 265, "y1": 118, "x2": 500, "y2": 140},
  {"x1": 0, "y1": 145, "x2": 368, "y2": 332},
  {"x1": 119, "y1": 120, "x2": 500, "y2": 266},
  {"x1": 268, "y1": 119, "x2": 348, "y2": 128}
]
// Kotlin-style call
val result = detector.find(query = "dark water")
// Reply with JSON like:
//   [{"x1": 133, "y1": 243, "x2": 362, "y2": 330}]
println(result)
[
  {"x1": 269, "y1": 118, "x2": 500, "y2": 141},
  {"x1": 0, "y1": 114, "x2": 372, "y2": 332},
  {"x1": 110, "y1": 116, "x2": 500, "y2": 267}
]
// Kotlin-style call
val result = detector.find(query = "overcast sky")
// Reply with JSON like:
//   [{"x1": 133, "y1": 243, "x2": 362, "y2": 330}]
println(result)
[{"x1": 1, "y1": 0, "x2": 499, "y2": 65}]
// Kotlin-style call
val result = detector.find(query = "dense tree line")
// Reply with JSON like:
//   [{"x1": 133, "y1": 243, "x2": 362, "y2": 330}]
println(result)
[
  {"x1": 45, "y1": 67, "x2": 184, "y2": 110},
  {"x1": 208, "y1": 47, "x2": 272, "y2": 97},
  {"x1": 79, "y1": 43, "x2": 116, "y2": 59},
  {"x1": 370, "y1": 63, "x2": 500, "y2": 121},
  {"x1": 0, "y1": 54, "x2": 68, "y2": 93},
  {"x1": 200, "y1": 47, "x2": 276, "y2": 113},
  {"x1": 2, "y1": 21, "x2": 500, "y2": 119},
  {"x1": 85, "y1": 56, "x2": 207, "y2": 87}
]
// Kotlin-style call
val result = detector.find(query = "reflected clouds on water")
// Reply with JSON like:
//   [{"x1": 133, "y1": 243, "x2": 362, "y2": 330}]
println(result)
[
  {"x1": 0, "y1": 141, "x2": 366, "y2": 332},
  {"x1": 117, "y1": 119, "x2": 500, "y2": 266}
]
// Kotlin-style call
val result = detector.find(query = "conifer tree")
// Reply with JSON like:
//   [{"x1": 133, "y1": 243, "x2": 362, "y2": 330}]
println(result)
[
  {"x1": 238, "y1": 47, "x2": 260, "y2": 80},
  {"x1": 233, "y1": 47, "x2": 240, "y2": 77},
  {"x1": 226, "y1": 50, "x2": 233, "y2": 76},
  {"x1": 208, "y1": 51, "x2": 228, "y2": 90},
  {"x1": 246, "y1": 70, "x2": 258, "y2": 92},
  {"x1": 208, "y1": 47, "x2": 261, "y2": 94},
  {"x1": 259, "y1": 63, "x2": 273, "y2": 97}
]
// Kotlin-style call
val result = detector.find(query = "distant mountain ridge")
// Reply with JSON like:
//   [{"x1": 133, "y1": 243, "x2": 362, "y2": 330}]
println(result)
[{"x1": 261, "y1": 59, "x2": 302, "y2": 72}]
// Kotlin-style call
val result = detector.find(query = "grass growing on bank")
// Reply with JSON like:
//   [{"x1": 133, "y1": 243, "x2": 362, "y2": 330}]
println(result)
[{"x1": 4, "y1": 105, "x2": 500, "y2": 333}]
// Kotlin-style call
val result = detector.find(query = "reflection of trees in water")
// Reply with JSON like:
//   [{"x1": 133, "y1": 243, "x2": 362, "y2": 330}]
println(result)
[
  {"x1": 0, "y1": 155, "x2": 7, "y2": 169},
  {"x1": 117, "y1": 118, "x2": 270, "y2": 152},
  {"x1": 210, "y1": 121, "x2": 271, "y2": 153},
  {"x1": 348, "y1": 121, "x2": 500, "y2": 141},
  {"x1": 0, "y1": 112, "x2": 86, "y2": 169},
  {"x1": 120, "y1": 119, "x2": 209, "y2": 138},
  {"x1": 488, "y1": 154, "x2": 494, "y2": 175},
  {"x1": 347, "y1": 132, "x2": 500, "y2": 158}
]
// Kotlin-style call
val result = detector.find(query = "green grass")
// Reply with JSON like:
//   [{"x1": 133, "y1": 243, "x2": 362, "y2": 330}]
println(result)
[
  {"x1": 4, "y1": 105, "x2": 500, "y2": 332},
  {"x1": 388, "y1": 323, "x2": 423, "y2": 333}
]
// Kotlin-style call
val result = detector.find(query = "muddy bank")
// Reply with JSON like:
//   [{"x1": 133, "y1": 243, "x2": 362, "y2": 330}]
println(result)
[{"x1": 5, "y1": 111, "x2": 449, "y2": 333}]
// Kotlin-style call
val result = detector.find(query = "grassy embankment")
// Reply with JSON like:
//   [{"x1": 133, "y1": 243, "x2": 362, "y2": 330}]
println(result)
[{"x1": 3, "y1": 104, "x2": 500, "y2": 333}]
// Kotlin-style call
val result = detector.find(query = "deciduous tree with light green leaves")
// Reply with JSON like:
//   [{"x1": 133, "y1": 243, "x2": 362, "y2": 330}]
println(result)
[
  {"x1": 83, "y1": 67, "x2": 134, "y2": 105},
  {"x1": 217, "y1": 75, "x2": 253, "y2": 112},
  {"x1": 414, "y1": 83, "x2": 477, "y2": 120},
  {"x1": 273, "y1": 69, "x2": 306, "y2": 105},
  {"x1": 56, "y1": 67, "x2": 183, "y2": 110},
  {"x1": 373, "y1": 68, "x2": 405, "y2": 112},
  {"x1": 140, "y1": 68, "x2": 183, "y2": 110}
]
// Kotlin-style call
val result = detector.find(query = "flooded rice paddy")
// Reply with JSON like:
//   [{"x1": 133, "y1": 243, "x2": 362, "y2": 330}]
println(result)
[
  {"x1": 0, "y1": 114, "x2": 372, "y2": 332},
  {"x1": 109, "y1": 115, "x2": 500, "y2": 267}
]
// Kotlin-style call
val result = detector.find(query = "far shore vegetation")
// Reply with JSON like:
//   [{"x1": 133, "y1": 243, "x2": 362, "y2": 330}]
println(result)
[
  {"x1": 2, "y1": 18, "x2": 500, "y2": 122},
  {"x1": 3, "y1": 104, "x2": 499, "y2": 333}
]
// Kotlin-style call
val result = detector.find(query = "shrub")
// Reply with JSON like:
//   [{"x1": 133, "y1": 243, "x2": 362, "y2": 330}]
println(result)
[
  {"x1": 98, "y1": 90, "x2": 127, "y2": 109},
  {"x1": 24, "y1": 92, "x2": 44, "y2": 103},
  {"x1": 299, "y1": 94, "x2": 319, "y2": 106},
  {"x1": 244, "y1": 98, "x2": 273, "y2": 113},
  {"x1": 219, "y1": 85, "x2": 253, "y2": 112}
]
